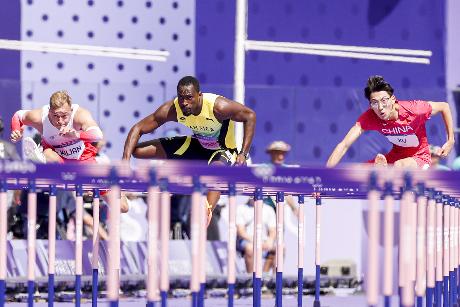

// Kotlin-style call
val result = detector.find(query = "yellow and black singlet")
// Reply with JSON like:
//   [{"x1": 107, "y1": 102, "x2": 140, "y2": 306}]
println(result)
[{"x1": 173, "y1": 93, "x2": 236, "y2": 151}]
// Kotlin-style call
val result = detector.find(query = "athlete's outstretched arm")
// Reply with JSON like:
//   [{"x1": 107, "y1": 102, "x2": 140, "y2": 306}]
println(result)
[
  {"x1": 213, "y1": 96, "x2": 256, "y2": 165},
  {"x1": 326, "y1": 123, "x2": 363, "y2": 167},
  {"x1": 62, "y1": 107, "x2": 103, "y2": 142},
  {"x1": 429, "y1": 101, "x2": 455, "y2": 157},
  {"x1": 10, "y1": 108, "x2": 43, "y2": 142},
  {"x1": 122, "y1": 101, "x2": 176, "y2": 160}
]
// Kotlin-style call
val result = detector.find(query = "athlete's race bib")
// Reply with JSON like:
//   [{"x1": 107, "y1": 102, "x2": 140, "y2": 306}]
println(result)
[
  {"x1": 194, "y1": 134, "x2": 221, "y2": 150},
  {"x1": 54, "y1": 140, "x2": 86, "y2": 159},
  {"x1": 386, "y1": 134, "x2": 419, "y2": 147}
]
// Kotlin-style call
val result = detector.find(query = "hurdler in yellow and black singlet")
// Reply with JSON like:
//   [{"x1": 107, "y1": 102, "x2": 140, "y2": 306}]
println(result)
[{"x1": 159, "y1": 93, "x2": 238, "y2": 164}]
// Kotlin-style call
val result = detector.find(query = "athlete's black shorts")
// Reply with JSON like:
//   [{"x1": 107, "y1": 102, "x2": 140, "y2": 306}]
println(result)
[{"x1": 159, "y1": 136, "x2": 237, "y2": 165}]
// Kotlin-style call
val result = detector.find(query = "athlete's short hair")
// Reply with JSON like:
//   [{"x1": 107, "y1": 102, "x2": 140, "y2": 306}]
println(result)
[
  {"x1": 364, "y1": 75, "x2": 394, "y2": 100},
  {"x1": 177, "y1": 76, "x2": 200, "y2": 92},
  {"x1": 49, "y1": 90, "x2": 72, "y2": 109}
]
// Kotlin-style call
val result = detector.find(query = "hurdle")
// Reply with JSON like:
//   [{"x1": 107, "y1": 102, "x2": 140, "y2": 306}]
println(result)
[{"x1": 1, "y1": 161, "x2": 460, "y2": 307}]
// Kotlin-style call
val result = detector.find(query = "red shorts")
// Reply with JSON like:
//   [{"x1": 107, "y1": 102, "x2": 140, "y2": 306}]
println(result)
[
  {"x1": 61, "y1": 156, "x2": 97, "y2": 164},
  {"x1": 368, "y1": 151, "x2": 431, "y2": 169}
]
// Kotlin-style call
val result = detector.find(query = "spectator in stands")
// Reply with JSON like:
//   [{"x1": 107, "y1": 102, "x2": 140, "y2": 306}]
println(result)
[
  {"x1": 236, "y1": 198, "x2": 276, "y2": 273},
  {"x1": 119, "y1": 193, "x2": 148, "y2": 241},
  {"x1": 452, "y1": 155, "x2": 460, "y2": 170},
  {"x1": 93, "y1": 139, "x2": 111, "y2": 164},
  {"x1": 265, "y1": 141, "x2": 299, "y2": 217},
  {"x1": 0, "y1": 117, "x2": 20, "y2": 160},
  {"x1": 429, "y1": 144, "x2": 450, "y2": 170}
]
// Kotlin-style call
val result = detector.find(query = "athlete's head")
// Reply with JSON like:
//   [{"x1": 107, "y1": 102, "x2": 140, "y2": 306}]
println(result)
[
  {"x1": 49, "y1": 90, "x2": 72, "y2": 129},
  {"x1": 364, "y1": 76, "x2": 396, "y2": 121},
  {"x1": 177, "y1": 76, "x2": 202, "y2": 116}
]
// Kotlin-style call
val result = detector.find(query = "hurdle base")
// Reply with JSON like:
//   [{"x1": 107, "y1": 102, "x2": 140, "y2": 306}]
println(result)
[
  {"x1": 146, "y1": 301, "x2": 156, "y2": 307},
  {"x1": 227, "y1": 283, "x2": 235, "y2": 307},
  {"x1": 27, "y1": 280, "x2": 34, "y2": 306},
  {"x1": 297, "y1": 268, "x2": 303, "y2": 307},
  {"x1": 92, "y1": 269, "x2": 99, "y2": 306},
  {"x1": 109, "y1": 300, "x2": 119, "y2": 307},
  {"x1": 443, "y1": 276, "x2": 449, "y2": 307},
  {"x1": 313, "y1": 300, "x2": 321, "y2": 307},
  {"x1": 198, "y1": 283, "x2": 205, "y2": 307},
  {"x1": 191, "y1": 292, "x2": 198, "y2": 307},
  {"x1": 0, "y1": 279, "x2": 5, "y2": 306},
  {"x1": 426, "y1": 287, "x2": 434, "y2": 307},
  {"x1": 48, "y1": 274, "x2": 55, "y2": 306},
  {"x1": 276, "y1": 271, "x2": 283, "y2": 307},
  {"x1": 253, "y1": 274, "x2": 262, "y2": 307},
  {"x1": 160, "y1": 290, "x2": 167, "y2": 307},
  {"x1": 75, "y1": 274, "x2": 82, "y2": 306},
  {"x1": 383, "y1": 295, "x2": 391, "y2": 307},
  {"x1": 435, "y1": 281, "x2": 442, "y2": 307}
]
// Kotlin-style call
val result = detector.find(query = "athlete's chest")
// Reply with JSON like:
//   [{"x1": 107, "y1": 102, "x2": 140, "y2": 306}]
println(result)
[
  {"x1": 378, "y1": 115, "x2": 426, "y2": 148},
  {"x1": 178, "y1": 114, "x2": 222, "y2": 134},
  {"x1": 378, "y1": 114, "x2": 423, "y2": 136}
]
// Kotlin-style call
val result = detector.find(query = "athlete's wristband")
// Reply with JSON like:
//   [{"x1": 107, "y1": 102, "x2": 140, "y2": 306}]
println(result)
[
  {"x1": 11, "y1": 110, "x2": 28, "y2": 131},
  {"x1": 239, "y1": 151, "x2": 250, "y2": 159},
  {"x1": 205, "y1": 200, "x2": 213, "y2": 211}
]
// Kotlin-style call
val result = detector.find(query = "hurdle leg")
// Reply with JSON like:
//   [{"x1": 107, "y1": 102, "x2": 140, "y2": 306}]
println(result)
[
  {"x1": 0, "y1": 180, "x2": 7, "y2": 307},
  {"x1": 198, "y1": 189, "x2": 207, "y2": 307},
  {"x1": 253, "y1": 188, "x2": 263, "y2": 307},
  {"x1": 160, "y1": 180, "x2": 171, "y2": 307},
  {"x1": 457, "y1": 199, "x2": 460, "y2": 307},
  {"x1": 443, "y1": 197, "x2": 450, "y2": 307},
  {"x1": 400, "y1": 175, "x2": 415, "y2": 307},
  {"x1": 297, "y1": 195, "x2": 305, "y2": 307},
  {"x1": 190, "y1": 177, "x2": 202, "y2": 307},
  {"x1": 147, "y1": 172, "x2": 160, "y2": 307},
  {"x1": 382, "y1": 182, "x2": 394, "y2": 307},
  {"x1": 75, "y1": 185, "x2": 84, "y2": 307},
  {"x1": 107, "y1": 176, "x2": 121, "y2": 307},
  {"x1": 453, "y1": 200, "x2": 458, "y2": 307},
  {"x1": 48, "y1": 185, "x2": 57, "y2": 307},
  {"x1": 409, "y1": 189, "x2": 417, "y2": 305},
  {"x1": 451, "y1": 199, "x2": 456, "y2": 307},
  {"x1": 27, "y1": 180, "x2": 37, "y2": 307},
  {"x1": 313, "y1": 194, "x2": 321, "y2": 307},
  {"x1": 426, "y1": 191, "x2": 436, "y2": 307},
  {"x1": 415, "y1": 186, "x2": 427, "y2": 307},
  {"x1": 227, "y1": 184, "x2": 237, "y2": 307},
  {"x1": 367, "y1": 175, "x2": 380, "y2": 307},
  {"x1": 435, "y1": 192, "x2": 443, "y2": 307},
  {"x1": 275, "y1": 192, "x2": 284, "y2": 307},
  {"x1": 91, "y1": 189, "x2": 100, "y2": 307}
]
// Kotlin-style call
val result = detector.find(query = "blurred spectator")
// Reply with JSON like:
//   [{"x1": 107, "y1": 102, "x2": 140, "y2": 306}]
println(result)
[
  {"x1": 92, "y1": 139, "x2": 111, "y2": 164},
  {"x1": 171, "y1": 194, "x2": 191, "y2": 239},
  {"x1": 266, "y1": 140, "x2": 291, "y2": 166},
  {"x1": 0, "y1": 117, "x2": 20, "y2": 160},
  {"x1": 453, "y1": 155, "x2": 460, "y2": 170},
  {"x1": 429, "y1": 144, "x2": 450, "y2": 171},
  {"x1": 119, "y1": 193, "x2": 148, "y2": 241},
  {"x1": 236, "y1": 198, "x2": 276, "y2": 273},
  {"x1": 265, "y1": 141, "x2": 299, "y2": 217},
  {"x1": 1, "y1": 117, "x2": 21, "y2": 237}
]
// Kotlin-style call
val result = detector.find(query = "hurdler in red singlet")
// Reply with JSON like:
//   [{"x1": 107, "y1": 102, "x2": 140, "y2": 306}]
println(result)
[
  {"x1": 327, "y1": 75, "x2": 455, "y2": 169},
  {"x1": 10, "y1": 90, "x2": 102, "y2": 163}
]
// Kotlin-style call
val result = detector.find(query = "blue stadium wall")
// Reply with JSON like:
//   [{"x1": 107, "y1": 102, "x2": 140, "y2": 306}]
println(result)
[
  {"x1": 196, "y1": 0, "x2": 447, "y2": 165},
  {"x1": 0, "y1": 1, "x2": 449, "y2": 164}
]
